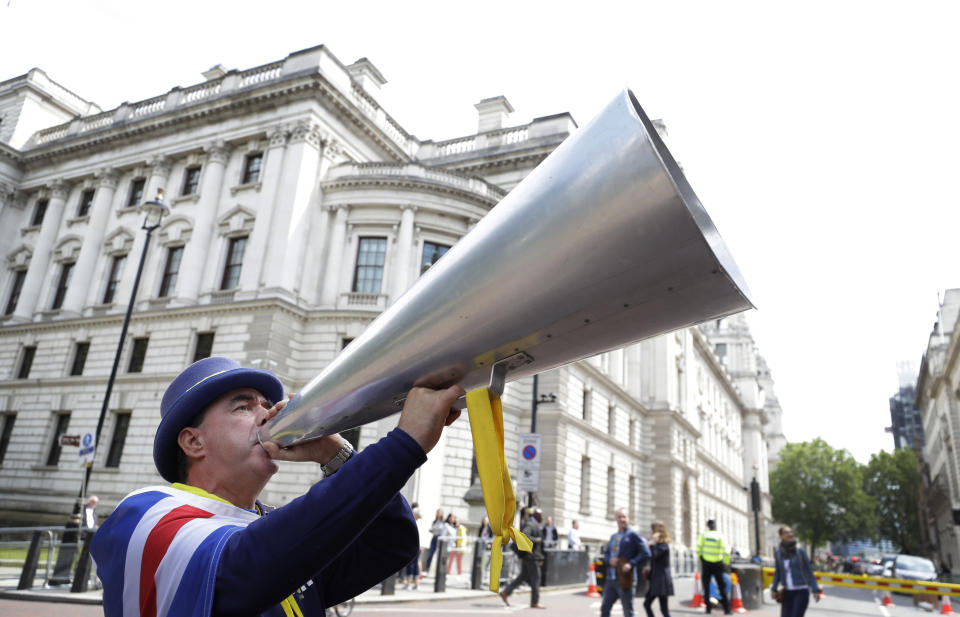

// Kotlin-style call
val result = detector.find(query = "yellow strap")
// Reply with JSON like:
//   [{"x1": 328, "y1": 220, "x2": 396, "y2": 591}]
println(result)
[
  {"x1": 279, "y1": 596, "x2": 304, "y2": 617},
  {"x1": 466, "y1": 387, "x2": 532, "y2": 592}
]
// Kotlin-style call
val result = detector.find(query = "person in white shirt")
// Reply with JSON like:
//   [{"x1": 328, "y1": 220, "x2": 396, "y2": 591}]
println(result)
[
  {"x1": 567, "y1": 519, "x2": 583, "y2": 550},
  {"x1": 83, "y1": 495, "x2": 99, "y2": 530}
]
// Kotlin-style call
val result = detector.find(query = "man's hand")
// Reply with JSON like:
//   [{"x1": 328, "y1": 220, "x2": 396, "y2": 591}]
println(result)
[
  {"x1": 259, "y1": 397, "x2": 348, "y2": 464},
  {"x1": 396, "y1": 385, "x2": 465, "y2": 453},
  {"x1": 622, "y1": 563, "x2": 632, "y2": 572}
]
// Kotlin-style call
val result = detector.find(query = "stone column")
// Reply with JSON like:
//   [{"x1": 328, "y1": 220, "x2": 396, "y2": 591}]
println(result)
[
  {"x1": 319, "y1": 205, "x2": 350, "y2": 307},
  {"x1": 13, "y1": 181, "x2": 69, "y2": 321},
  {"x1": 390, "y1": 204, "x2": 416, "y2": 301},
  {"x1": 178, "y1": 142, "x2": 230, "y2": 303},
  {"x1": 298, "y1": 139, "x2": 343, "y2": 305},
  {"x1": 144, "y1": 155, "x2": 171, "y2": 203},
  {"x1": 61, "y1": 169, "x2": 118, "y2": 316},
  {"x1": 261, "y1": 120, "x2": 323, "y2": 296},
  {"x1": 238, "y1": 126, "x2": 288, "y2": 293},
  {"x1": 114, "y1": 158, "x2": 169, "y2": 306}
]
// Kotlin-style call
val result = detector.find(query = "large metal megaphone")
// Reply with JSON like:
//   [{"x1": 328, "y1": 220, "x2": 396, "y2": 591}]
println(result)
[{"x1": 259, "y1": 89, "x2": 753, "y2": 447}]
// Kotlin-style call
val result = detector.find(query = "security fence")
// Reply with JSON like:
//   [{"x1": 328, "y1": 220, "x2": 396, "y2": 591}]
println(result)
[{"x1": 0, "y1": 525, "x2": 99, "y2": 591}]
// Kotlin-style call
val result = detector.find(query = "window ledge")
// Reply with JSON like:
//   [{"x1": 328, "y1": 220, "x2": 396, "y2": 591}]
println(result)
[
  {"x1": 230, "y1": 181, "x2": 262, "y2": 195},
  {"x1": 20, "y1": 225, "x2": 41, "y2": 235},
  {"x1": 173, "y1": 193, "x2": 201, "y2": 205},
  {"x1": 67, "y1": 215, "x2": 91, "y2": 226},
  {"x1": 31, "y1": 465, "x2": 60, "y2": 472}
]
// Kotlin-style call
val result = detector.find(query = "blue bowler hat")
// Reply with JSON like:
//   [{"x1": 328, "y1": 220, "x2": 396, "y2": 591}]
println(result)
[{"x1": 153, "y1": 356, "x2": 284, "y2": 483}]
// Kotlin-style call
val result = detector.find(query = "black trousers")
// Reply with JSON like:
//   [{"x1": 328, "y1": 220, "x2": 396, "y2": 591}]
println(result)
[
  {"x1": 644, "y1": 593, "x2": 670, "y2": 617},
  {"x1": 701, "y1": 560, "x2": 729, "y2": 614},
  {"x1": 503, "y1": 556, "x2": 541, "y2": 605}
]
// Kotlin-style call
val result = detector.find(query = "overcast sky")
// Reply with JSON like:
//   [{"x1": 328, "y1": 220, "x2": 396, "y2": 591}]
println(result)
[{"x1": 4, "y1": 0, "x2": 958, "y2": 463}]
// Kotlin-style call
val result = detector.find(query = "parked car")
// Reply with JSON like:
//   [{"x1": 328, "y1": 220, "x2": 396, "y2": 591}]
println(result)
[{"x1": 889, "y1": 554, "x2": 938, "y2": 584}]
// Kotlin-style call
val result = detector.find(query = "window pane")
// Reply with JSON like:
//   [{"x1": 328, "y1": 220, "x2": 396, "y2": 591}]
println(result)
[
  {"x1": 352, "y1": 237, "x2": 387, "y2": 293},
  {"x1": 128, "y1": 179, "x2": 145, "y2": 207},
  {"x1": 105, "y1": 413, "x2": 131, "y2": 468},
  {"x1": 580, "y1": 456, "x2": 590, "y2": 513},
  {"x1": 243, "y1": 153, "x2": 263, "y2": 184},
  {"x1": 5, "y1": 269, "x2": 26, "y2": 315},
  {"x1": 103, "y1": 255, "x2": 126, "y2": 304},
  {"x1": 193, "y1": 332, "x2": 215, "y2": 362},
  {"x1": 17, "y1": 346, "x2": 36, "y2": 379},
  {"x1": 221, "y1": 236, "x2": 247, "y2": 290},
  {"x1": 0, "y1": 413, "x2": 15, "y2": 464},
  {"x1": 159, "y1": 246, "x2": 183, "y2": 297},
  {"x1": 128, "y1": 337, "x2": 149, "y2": 373},
  {"x1": 52, "y1": 262, "x2": 74, "y2": 309},
  {"x1": 46, "y1": 413, "x2": 70, "y2": 466},
  {"x1": 70, "y1": 342, "x2": 90, "y2": 376},
  {"x1": 31, "y1": 199, "x2": 48, "y2": 226},
  {"x1": 77, "y1": 189, "x2": 95, "y2": 218},
  {"x1": 182, "y1": 167, "x2": 201, "y2": 196},
  {"x1": 420, "y1": 241, "x2": 450, "y2": 274}
]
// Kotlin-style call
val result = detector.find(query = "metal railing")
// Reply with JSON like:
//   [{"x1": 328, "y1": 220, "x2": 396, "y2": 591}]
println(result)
[{"x1": 0, "y1": 525, "x2": 99, "y2": 591}]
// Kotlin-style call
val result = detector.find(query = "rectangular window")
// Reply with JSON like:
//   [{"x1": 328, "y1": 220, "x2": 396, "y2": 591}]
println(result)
[
  {"x1": 46, "y1": 412, "x2": 70, "y2": 466},
  {"x1": 193, "y1": 332, "x2": 215, "y2": 363},
  {"x1": 608, "y1": 405, "x2": 616, "y2": 434},
  {"x1": 17, "y1": 345, "x2": 36, "y2": 379},
  {"x1": 629, "y1": 475, "x2": 637, "y2": 523},
  {"x1": 158, "y1": 246, "x2": 184, "y2": 297},
  {"x1": 5, "y1": 269, "x2": 26, "y2": 315},
  {"x1": 128, "y1": 337, "x2": 149, "y2": 373},
  {"x1": 77, "y1": 189, "x2": 95, "y2": 218},
  {"x1": 102, "y1": 255, "x2": 126, "y2": 304},
  {"x1": 51, "y1": 262, "x2": 74, "y2": 309},
  {"x1": 0, "y1": 413, "x2": 15, "y2": 464},
  {"x1": 352, "y1": 237, "x2": 387, "y2": 293},
  {"x1": 181, "y1": 166, "x2": 201, "y2": 196},
  {"x1": 420, "y1": 241, "x2": 450, "y2": 274},
  {"x1": 341, "y1": 337, "x2": 354, "y2": 350},
  {"x1": 341, "y1": 427, "x2": 361, "y2": 451},
  {"x1": 220, "y1": 236, "x2": 247, "y2": 290},
  {"x1": 579, "y1": 456, "x2": 591, "y2": 514},
  {"x1": 70, "y1": 342, "x2": 90, "y2": 376},
  {"x1": 105, "y1": 412, "x2": 131, "y2": 468},
  {"x1": 715, "y1": 343, "x2": 727, "y2": 364},
  {"x1": 242, "y1": 153, "x2": 263, "y2": 184},
  {"x1": 582, "y1": 389, "x2": 591, "y2": 422},
  {"x1": 127, "y1": 178, "x2": 145, "y2": 208},
  {"x1": 629, "y1": 418, "x2": 636, "y2": 449},
  {"x1": 31, "y1": 199, "x2": 48, "y2": 227},
  {"x1": 607, "y1": 466, "x2": 616, "y2": 519}
]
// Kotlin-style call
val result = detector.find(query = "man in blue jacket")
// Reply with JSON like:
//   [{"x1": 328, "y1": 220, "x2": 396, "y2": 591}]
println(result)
[
  {"x1": 91, "y1": 356, "x2": 463, "y2": 617},
  {"x1": 601, "y1": 507, "x2": 651, "y2": 617}
]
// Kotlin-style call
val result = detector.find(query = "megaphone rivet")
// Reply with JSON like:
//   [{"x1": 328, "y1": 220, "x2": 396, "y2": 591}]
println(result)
[
  {"x1": 667, "y1": 287, "x2": 674, "y2": 292},
  {"x1": 584, "y1": 319, "x2": 591, "y2": 324}
]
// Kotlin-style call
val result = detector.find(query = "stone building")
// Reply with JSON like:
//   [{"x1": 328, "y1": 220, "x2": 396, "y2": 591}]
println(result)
[
  {"x1": 0, "y1": 44, "x2": 780, "y2": 557},
  {"x1": 916, "y1": 289, "x2": 960, "y2": 569}
]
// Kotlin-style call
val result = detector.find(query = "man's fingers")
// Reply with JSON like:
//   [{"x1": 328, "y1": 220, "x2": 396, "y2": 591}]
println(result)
[{"x1": 444, "y1": 409, "x2": 461, "y2": 427}]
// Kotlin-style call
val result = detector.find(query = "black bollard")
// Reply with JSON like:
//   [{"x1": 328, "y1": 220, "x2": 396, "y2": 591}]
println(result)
[
  {"x1": 381, "y1": 570, "x2": 398, "y2": 595},
  {"x1": 471, "y1": 538, "x2": 484, "y2": 590},
  {"x1": 434, "y1": 539, "x2": 448, "y2": 592},
  {"x1": 17, "y1": 530, "x2": 43, "y2": 590},
  {"x1": 71, "y1": 530, "x2": 94, "y2": 593},
  {"x1": 50, "y1": 520, "x2": 80, "y2": 586}
]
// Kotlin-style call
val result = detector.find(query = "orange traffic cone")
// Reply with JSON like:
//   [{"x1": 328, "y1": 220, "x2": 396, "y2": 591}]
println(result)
[
  {"x1": 730, "y1": 573, "x2": 747, "y2": 613},
  {"x1": 942, "y1": 594, "x2": 957, "y2": 615},
  {"x1": 585, "y1": 562, "x2": 601, "y2": 598},
  {"x1": 690, "y1": 571, "x2": 705, "y2": 608},
  {"x1": 881, "y1": 590, "x2": 894, "y2": 607}
]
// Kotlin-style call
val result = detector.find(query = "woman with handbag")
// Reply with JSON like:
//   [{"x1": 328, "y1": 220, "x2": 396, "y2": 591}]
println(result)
[
  {"x1": 643, "y1": 521, "x2": 674, "y2": 617},
  {"x1": 770, "y1": 526, "x2": 824, "y2": 617}
]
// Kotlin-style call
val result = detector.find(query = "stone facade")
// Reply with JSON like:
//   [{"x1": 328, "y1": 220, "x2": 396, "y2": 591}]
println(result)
[{"x1": 0, "y1": 44, "x2": 780, "y2": 557}]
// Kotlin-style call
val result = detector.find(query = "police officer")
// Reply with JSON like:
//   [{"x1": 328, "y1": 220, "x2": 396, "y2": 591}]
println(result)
[{"x1": 697, "y1": 519, "x2": 731, "y2": 614}]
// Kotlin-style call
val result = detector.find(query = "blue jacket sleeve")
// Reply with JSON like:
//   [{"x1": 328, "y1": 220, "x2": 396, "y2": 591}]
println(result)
[
  {"x1": 801, "y1": 549, "x2": 821, "y2": 594},
  {"x1": 770, "y1": 549, "x2": 781, "y2": 592},
  {"x1": 212, "y1": 428, "x2": 426, "y2": 616},
  {"x1": 629, "y1": 533, "x2": 651, "y2": 569}
]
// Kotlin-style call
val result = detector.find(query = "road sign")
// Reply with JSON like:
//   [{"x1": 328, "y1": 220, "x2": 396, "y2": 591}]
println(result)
[
  {"x1": 516, "y1": 432, "x2": 541, "y2": 492},
  {"x1": 79, "y1": 431, "x2": 96, "y2": 465},
  {"x1": 59, "y1": 434, "x2": 80, "y2": 447}
]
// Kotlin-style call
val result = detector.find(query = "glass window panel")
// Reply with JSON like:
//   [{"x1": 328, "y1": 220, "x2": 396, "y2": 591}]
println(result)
[{"x1": 352, "y1": 237, "x2": 387, "y2": 293}]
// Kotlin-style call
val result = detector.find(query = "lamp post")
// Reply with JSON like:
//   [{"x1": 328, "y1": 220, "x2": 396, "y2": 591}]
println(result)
[
  {"x1": 527, "y1": 374, "x2": 556, "y2": 507},
  {"x1": 66, "y1": 191, "x2": 169, "y2": 591}
]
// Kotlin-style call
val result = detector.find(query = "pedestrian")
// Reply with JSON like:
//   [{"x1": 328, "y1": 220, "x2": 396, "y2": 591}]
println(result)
[
  {"x1": 770, "y1": 525, "x2": 823, "y2": 617},
  {"x1": 83, "y1": 495, "x2": 99, "y2": 530},
  {"x1": 499, "y1": 507, "x2": 546, "y2": 609},
  {"x1": 402, "y1": 502, "x2": 422, "y2": 589},
  {"x1": 697, "y1": 519, "x2": 731, "y2": 615},
  {"x1": 600, "y1": 507, "x2": 651, "y2": 617},
  {"x1": 445, "y1": 513, "x2": 467, "y2": 575},
  {"x1": 567, "y1": 519, "x2": 583, "y2": 550},
  {"x1": 643, "y1": 521, "x2": 674, "y2": 617},
  {"x1": 479, "y1": 515, "x2": 494, "y2": 543},
  {"x1": 424, "y1": 508, "x2": 446, "y2": 572},
  {"x1": 90, "y1": 356, "x2": 463, "y2": 617},
  {"x1": 542, "y1": 515, "x2": 558, "y2": 549}
]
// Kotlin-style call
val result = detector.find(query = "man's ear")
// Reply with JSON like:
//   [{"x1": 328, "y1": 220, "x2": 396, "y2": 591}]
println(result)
[{"x1": 177, "y1": 426, "x2": 205, "y2": 459}]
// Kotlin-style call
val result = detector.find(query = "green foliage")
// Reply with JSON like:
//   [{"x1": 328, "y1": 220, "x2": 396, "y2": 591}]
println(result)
[
  {"x1": 863, "y1": 447, "x2": 923, "y2": 554},
  {"x1": 770, "y1": 438, "x2": 876, "y2": 553}
]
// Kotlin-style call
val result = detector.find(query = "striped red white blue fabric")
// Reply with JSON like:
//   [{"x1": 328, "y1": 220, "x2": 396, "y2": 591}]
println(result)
[{"x1": 92, "y1": 486, "x2": 259, "y2": 617}]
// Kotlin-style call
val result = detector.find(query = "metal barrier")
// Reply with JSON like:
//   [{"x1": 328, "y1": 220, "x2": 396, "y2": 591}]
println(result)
[
  {"x1": 0, "y1": 525, "x2": 98, "y2": 591},
  {"x1": 761, "y1": 567, "x2": 960, "y2": 597}
]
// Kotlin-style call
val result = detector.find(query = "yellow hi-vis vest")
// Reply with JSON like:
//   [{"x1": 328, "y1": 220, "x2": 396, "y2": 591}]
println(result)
[{"x1": 697, "y1": 530, "x2": 730, "y2": 565}]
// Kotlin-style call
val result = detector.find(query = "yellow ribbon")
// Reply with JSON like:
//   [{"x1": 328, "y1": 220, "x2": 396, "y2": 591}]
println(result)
[{"x1": 466, "y1": 387, "x2": 532, "y2": 592}]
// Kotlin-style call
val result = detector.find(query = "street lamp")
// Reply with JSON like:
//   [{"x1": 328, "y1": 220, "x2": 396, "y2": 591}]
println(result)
[{"x1": 67, "y1": 190, "x2": 169, "y2": 591}]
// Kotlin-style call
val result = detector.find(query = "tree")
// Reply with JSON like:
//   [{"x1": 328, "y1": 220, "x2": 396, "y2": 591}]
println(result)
[
  {"x1": 863, "y1": 447, "x2": 923, "y2": 554},
  {"x1": 770, "y1": 438, "x2": 875, "y2": 554}
]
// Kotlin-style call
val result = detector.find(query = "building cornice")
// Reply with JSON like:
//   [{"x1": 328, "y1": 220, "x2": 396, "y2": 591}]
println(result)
[
  {"x1": 321, "y1": 168, "x2": 503, "y2": 209},
  {"x1": 692, "y1": 326, "x2": 747, "y2": 415}
]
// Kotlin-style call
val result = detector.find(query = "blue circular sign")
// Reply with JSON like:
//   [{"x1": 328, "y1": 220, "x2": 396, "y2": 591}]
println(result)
[
  {"x1": 82, "y1": 433, "x2": 93, "y2": 447},
  {"x1": 522, "y1": 445, "x2": 537, "y2": 460}
]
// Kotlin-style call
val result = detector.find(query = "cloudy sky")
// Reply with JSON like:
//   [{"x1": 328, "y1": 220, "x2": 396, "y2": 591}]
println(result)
[{"x1": 4, "y1": 0, "x2": 958, "y2": 463}]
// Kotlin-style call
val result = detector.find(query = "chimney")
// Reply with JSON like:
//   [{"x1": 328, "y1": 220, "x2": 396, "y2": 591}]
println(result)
[{"x1": 475, "y1": 96, "x2": 513, "y2": 133}]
